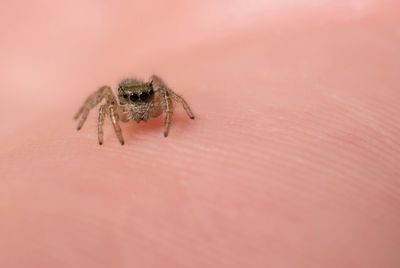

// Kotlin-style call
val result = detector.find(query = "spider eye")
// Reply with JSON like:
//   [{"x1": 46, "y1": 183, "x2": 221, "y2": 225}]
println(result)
[
  {"x1": 149, "y1": 89, "x2": 154, "y2": 95},
  {"x1": 122, "y1": 94, "x2": 129, "y2": 99},
  {"x1": 130, "y1": 94, "x2": 139, "y2": 102},
  {"x1": 140, "y1": 92, "x2": 149, "y2": 101}
]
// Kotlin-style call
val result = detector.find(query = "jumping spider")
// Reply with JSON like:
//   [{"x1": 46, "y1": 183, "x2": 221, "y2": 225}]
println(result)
[{"x1": 74, "y1": 75, "x2": 195, "y2": 145}]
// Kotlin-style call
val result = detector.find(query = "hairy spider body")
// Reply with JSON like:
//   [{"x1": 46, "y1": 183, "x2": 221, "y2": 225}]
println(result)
[
  {"x1": 74, "y1": 75, "x2": 195, "y2": 145},
  {"x1": 118, "y1": 79, "x2": 162, "y2": 122}
]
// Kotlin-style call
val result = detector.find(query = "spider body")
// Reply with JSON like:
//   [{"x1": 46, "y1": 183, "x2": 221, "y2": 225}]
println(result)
[
  {"x1": 118, "y1": 79, "x2": 161, "y2": 122},
  {"x1": 74, "y1": 75, "x2": 195, "y2": 145}
]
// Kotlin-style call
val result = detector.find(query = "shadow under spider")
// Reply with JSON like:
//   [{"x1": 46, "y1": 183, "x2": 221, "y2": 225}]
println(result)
[{"x1": 122, "y1": 112, "x2": 195, "y2": 141}]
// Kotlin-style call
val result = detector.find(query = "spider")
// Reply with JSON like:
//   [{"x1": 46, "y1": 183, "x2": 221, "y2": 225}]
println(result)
[{"x1": 74, "y1": 75, "x2": 195, "y2": 145}]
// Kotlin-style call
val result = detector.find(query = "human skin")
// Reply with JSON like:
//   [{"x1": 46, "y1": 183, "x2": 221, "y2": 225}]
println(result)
[{"x1": 0, "y1": 0, "x2": 400, "y2": 267}]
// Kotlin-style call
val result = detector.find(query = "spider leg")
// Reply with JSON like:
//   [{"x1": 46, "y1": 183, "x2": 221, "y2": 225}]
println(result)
[
  {"x1": 167, "y1": 90, "x2": 195, "y2": 119},
  {"x1": 76, "y1": 109, "x2": 90, "y2": 131},
  {"x1": 108, "y1": 105, "x2": 125, "y2": 145},
  {"x1": 150, "y1": 74, "x2": 195, "y2": 120},
  {"x1": 97, "y1": 104, "x2": 107, "y2": 145},
  {"x1": 74, "y1": 86, "x2": 115, "y2": 130},
  {"x1": 162, "y1": 90, "x2": 174, "y2": 137},
  {"x1": 97, "y1": 103, "x2": 125, "y2": 145},
  {"x1": 74, "y1": 106, "x2": 85, "y2": 120}
]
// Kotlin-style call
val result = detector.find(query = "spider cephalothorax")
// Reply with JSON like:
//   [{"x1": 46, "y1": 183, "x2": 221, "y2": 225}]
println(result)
[
  {"x1": 74, "y1": 75, "x2": 195, "y2": 145},
  {"x1": 118, "y1": 79, "x2": 154, "y2": 104},
  {"x1": 117, "y1": 79, "x2": 160, "y2": 123}
]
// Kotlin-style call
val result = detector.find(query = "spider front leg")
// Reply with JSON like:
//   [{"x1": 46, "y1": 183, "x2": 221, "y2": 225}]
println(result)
[
  {"x1": 167, "y1": 89, "x2": 195, "y2": 120},
  {"x1": 150, "y1": 74, "x2": 195, "y2": 120},
  {"x1": 162, "y1": 90, "x2": 174, "y2": 137},
  {"x1": 97, "y1": 103, "x2": 125, "y2": 145},
  {"x1": 97, "y1": 105, "x2": 107, "y2": 145},
  {"x1": 109, "y1": 105, "x2": 125, "y2": 145},
  {"x1": 74, "y1": 86, "x2": 115, "y2": 130}
]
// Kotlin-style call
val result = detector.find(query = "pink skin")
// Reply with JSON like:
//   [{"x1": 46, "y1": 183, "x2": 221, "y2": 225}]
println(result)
[{"x1": 1, "y1": 1, "x2": 400, "y2": 267}]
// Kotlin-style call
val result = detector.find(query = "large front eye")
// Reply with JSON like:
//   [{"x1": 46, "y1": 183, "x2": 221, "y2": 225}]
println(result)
[
  {"x1": 140, "y1": 92, "x2": 149, "y2": 101},
  {"x1": 130, "y1": 94, "x2": 139, "y2": 102}
]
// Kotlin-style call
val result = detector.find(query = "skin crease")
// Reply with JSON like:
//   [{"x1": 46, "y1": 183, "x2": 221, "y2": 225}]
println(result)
[{"x1": 0, "y1": 0, "x2": 400, "y2": 267}]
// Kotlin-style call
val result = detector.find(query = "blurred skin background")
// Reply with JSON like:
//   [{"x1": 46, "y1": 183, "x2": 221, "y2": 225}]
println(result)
[{"x1": 0, "y1": 0, "x2": 400, "y2": 267}]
